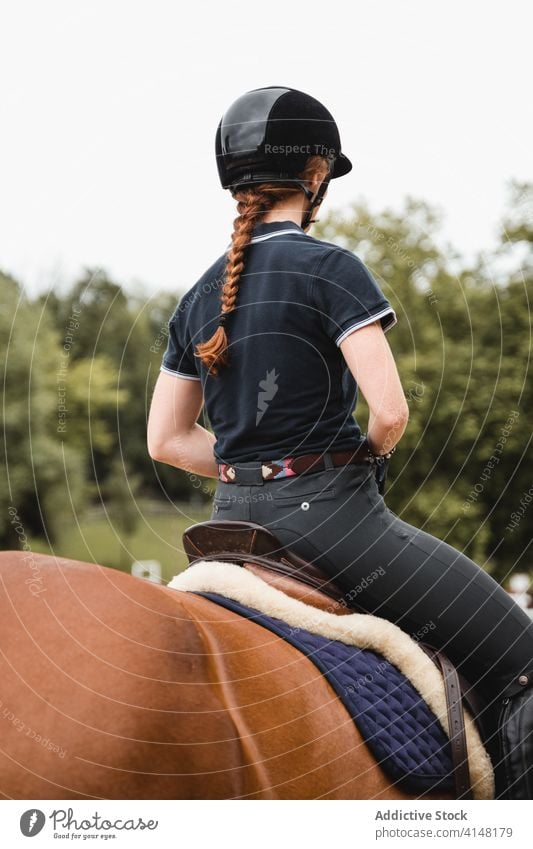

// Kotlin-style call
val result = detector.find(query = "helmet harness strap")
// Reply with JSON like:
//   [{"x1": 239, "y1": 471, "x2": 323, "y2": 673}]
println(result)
[
  {"x1": 297, "y1": 176, "x2": 331, "y2": 230},
  {"x1": 229, "y1": 156, "x2": 335, "y2": 230}
]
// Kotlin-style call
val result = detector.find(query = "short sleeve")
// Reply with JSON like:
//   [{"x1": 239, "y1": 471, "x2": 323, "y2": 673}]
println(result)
[
  {"x1": 160, "y1": 307, "x2": 201, "y2": 381},
  {"x1": 312, "y1": 248, "x2": 397, "y2": 346}
]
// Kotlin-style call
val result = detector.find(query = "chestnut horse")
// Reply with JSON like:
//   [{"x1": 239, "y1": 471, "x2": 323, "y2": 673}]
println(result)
[{"x1": 0, "y1": 551, "x2": 453, "y2": 800}]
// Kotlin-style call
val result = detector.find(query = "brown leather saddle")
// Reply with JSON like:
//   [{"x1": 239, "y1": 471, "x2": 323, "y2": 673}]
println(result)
[
  {"x1": 183, "y1": 518, "x2": 347, "y2": 602},
  {"x1": 183, "y1": 519, "x2": 488, "y2": 800}
]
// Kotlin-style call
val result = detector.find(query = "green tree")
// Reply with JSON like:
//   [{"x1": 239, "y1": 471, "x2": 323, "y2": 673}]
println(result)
[
  {"x1": 0, "y1": 274, "x2": 86, "y2": 545},
  {"x1": 101, "y1": 457, "x2": 142, "y2": 571},
  {"x1": 316, "y1": 190, "x2": 532, "y2": 579},
  {"x1": 37, "y1": 271, "x2": 200, "y2": 503}
]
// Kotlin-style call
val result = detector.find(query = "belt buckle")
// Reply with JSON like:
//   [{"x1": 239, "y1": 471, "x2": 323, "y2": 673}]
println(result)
[
  {"x1": 219, "y1": 463, "x2": 236, "y2": 483},
  {"x1": 219, "y1": 463, "x2": 266, "y2": 485}
]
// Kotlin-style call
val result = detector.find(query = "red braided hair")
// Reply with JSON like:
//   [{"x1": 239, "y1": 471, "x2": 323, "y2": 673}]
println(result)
[{"x1": 194, "y1": 155, "x2": 329, "y2": 376}]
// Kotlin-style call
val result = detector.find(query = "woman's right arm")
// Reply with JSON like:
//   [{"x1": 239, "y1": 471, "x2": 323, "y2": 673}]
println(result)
[{"x1": 339, "y1": 320, "x2": 409, "y2": 455}]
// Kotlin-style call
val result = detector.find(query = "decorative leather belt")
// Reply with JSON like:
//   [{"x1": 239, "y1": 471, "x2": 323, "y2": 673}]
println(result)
[{"x1": 218, "y1": 443, "x2": 373, "y2": 483}]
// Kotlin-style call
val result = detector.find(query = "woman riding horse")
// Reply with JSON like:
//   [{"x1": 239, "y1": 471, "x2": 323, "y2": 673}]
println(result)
[{"x1": 147, "y1": 86, "x2": 533, "y2": 799}]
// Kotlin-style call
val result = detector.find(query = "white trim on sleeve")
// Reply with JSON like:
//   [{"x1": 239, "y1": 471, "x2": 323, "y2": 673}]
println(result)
[
  {"x1": 335, "y1": 308, "x2": 397, "y2": 346},
  {"x1": 160, "y1": 365, "x2": 201, "y2": 381}
]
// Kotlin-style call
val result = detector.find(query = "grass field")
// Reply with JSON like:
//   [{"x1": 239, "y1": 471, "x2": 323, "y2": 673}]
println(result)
[{"x1": 29, "y1": 500, "x2": 213, "y2": 584}]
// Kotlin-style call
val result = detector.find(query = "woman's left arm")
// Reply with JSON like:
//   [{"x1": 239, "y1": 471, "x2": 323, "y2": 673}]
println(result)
[{"x1": 147, "y1": 372, "x2": 218, "y2": 478}]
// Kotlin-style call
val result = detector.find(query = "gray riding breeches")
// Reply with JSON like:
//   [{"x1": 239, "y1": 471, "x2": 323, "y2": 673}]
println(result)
[{"x1": 210, "y1": 456, "x2": 533, "y2": 704}]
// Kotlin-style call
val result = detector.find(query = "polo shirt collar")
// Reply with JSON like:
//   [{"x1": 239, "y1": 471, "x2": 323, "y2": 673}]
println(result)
[{"x1": 251, "y1": 220, "x2": 305, "y2": 240}]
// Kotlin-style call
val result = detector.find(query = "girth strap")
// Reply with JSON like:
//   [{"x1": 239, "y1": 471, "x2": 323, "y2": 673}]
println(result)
[{"x1": 421, "y1": 645, "x2": 473, "y2": 799}]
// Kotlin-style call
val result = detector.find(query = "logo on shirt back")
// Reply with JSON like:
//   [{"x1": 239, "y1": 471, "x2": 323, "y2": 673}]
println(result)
[{"x1": 256, "y1": 368, "x2": 279, "y2": 425}]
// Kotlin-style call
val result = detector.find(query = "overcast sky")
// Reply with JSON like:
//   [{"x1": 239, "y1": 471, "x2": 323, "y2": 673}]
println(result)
[{"x1": 1, "y1": 0, "x2": 531, "y2": 299}]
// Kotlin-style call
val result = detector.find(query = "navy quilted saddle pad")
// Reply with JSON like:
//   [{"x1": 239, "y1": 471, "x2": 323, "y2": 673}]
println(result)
[{"x1": 196, "y1": 591, "x2": 455, "y2": 794}]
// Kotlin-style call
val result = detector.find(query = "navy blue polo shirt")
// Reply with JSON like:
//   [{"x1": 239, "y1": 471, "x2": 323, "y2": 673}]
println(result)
[{"x1": 160, "y1": 220, "x2": 397, "y2": 464}]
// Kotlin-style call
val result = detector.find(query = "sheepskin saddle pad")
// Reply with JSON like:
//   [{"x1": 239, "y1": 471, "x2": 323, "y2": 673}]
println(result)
[{"x1": 168, "y1": 561, "x2": 494, "y2": 800}]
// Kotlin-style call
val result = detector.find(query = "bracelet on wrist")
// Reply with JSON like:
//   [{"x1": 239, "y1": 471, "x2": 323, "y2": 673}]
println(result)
[{"x1": 364, "y1": 438, "x2": 397, "y2": 462}]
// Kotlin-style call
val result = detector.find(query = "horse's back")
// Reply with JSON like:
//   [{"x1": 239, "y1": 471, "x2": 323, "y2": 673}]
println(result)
[
  {"x1": 0, "y1": 552, "x2": 243, "y2": 798},
  {"x1": 0, "y1": 552, "x2": 445, "y2": 799}
]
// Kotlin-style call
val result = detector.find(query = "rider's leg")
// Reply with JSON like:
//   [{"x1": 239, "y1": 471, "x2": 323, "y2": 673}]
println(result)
[{"x1": 243, "y1": 461, "x2": 533, "y2": 799}]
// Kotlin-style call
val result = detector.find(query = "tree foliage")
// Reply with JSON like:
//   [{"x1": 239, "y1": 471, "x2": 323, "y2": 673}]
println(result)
[
  {"x1": 316, "y1": 183, "x2": 532, "y2": 580},
  {"x1": 1, "y1": 183, "x2": 531, "y2": 581}
]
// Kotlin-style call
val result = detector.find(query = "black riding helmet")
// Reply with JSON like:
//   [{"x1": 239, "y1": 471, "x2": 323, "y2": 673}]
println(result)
[{"x1": 215, "y1": 86, "x2": 353, "y2": 228}]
